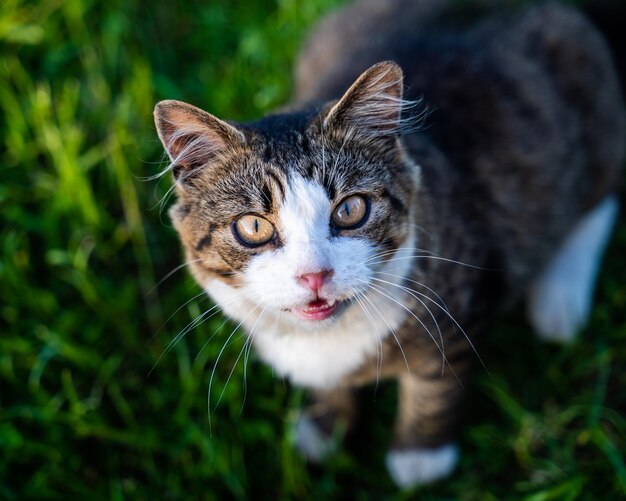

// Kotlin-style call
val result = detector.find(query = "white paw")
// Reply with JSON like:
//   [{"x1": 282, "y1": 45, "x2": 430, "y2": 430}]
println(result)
[
  {"x1": 386, "y1": 444, "x2": 459, "y2": 488},
  {"x1": 528, "y1": 196, "x2": 618, "y2": 343},
  {"x1": 293, "y1": 415, "x2": 336, "y2": 462},
  {"x1": 529, "y1": 281, "x2": 589, "y2": 342}
]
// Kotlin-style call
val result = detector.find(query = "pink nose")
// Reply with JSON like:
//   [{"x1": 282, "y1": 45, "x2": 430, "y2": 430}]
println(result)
[{"x1": 297, "y1": 270, "x2": 333, "y2": 292}]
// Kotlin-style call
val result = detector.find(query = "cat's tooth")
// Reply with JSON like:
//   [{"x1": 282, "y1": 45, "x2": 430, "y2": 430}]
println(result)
[{"x1": 327, "y1": 299, "x2": 336, "y2": 307}]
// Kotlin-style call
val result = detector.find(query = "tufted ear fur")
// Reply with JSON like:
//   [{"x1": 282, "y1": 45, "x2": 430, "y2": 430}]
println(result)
[
  {"x1": 323, "y1": 61, "x2": 407, "y2": 136},
  {"x1": 154, "y1": 100, "x2": 245, "y2": 183}
]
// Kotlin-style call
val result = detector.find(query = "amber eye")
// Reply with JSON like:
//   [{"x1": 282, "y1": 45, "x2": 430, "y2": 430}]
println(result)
[
  {"x1": 233, "y1": 214, "x2": 275, "y2": 246},
  {"x1": 331, "y1": 195, "x2": 369, "y2": 229}
]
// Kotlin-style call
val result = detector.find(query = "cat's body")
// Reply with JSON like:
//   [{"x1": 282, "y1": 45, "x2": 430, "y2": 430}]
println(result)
[{"x1": 154, "y1": 0, "x2": 624, "y2": 487}]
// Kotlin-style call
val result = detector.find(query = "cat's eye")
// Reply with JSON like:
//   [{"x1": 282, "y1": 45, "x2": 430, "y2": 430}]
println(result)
[
  {"x1": 331, "y1": 195, "x2": 369, "y2": 229},
  {"x1": 233, "y1": 214, "x2": 275, "y2": 246}
]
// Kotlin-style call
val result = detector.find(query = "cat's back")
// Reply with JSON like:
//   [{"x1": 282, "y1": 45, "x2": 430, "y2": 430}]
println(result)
[{"x1": 296, "y1": 1, "x2": 625, "y2": 206}]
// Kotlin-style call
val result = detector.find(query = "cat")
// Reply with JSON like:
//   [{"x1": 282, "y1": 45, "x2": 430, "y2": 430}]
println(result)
[{"x1": 153, "y1": 0, "x2": 625, "y2": 488}]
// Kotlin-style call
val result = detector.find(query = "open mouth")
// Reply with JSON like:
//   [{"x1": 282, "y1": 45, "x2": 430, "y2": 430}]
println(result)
[{"x1": 292, "y1": 299, "x2": 339, "y2": 321}]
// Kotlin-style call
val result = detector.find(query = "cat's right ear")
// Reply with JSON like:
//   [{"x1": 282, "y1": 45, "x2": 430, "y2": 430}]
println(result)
[
  {"x1": 321, "y1": 61, "x2": 405, "y2": 137},
  {"x1": 154, "y1": 100, "x2": 245, "y2": 183}
]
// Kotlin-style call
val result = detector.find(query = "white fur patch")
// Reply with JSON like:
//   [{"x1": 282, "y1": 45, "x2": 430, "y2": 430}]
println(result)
[
  {"x1": 293, "y1": 414, "x2": 336, "y2": 462},
  {"x1": 204, "y1": 174, "x2": 416, "y2": 388},
  {"x1": 386, "y1": 444, "x2": 459, "y2": 488},
  {"x1": 528, "y1": 196, "x2": 618, "y2": 342}
]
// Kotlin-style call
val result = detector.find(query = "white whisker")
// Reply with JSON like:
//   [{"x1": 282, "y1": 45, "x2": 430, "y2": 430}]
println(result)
[
  {"x1": 148, "y1": 300, "x2": 224, "y2": 378},
  {"x1": 238, "y1": 307, "x2": 269, "y2": 419},
  {"x1": 360, "y1": 279, "x2": 462, "y2": 384},
  {"x1": 148, "y1": 259, "x2": 205, "y2": 296},
  {"x1": 368, "y1": 254, "x2": 492, "y2": 270},
  {"x1": 370, "y1": 275, "x2": 488, "y2": 375},
  {"x1": 375, "y1": 271, "x2": 448, "y2": 311},
  {"x1": 208, "y1": 304, "x2": 260, "y2": 434},
  {"x1": 151, "y1": 289, "x2": 207, "y2": 340},
  {"x1": 358, "y1": 287, "x2": 412, "y2": 377},
  {"x1": 350, "y1": 287, "x2": 384, "y2": 389},
  {"x1": 363, "y1": 246, "x2": 437, "y2": 263},
  {"x1": 215, "y1": 306, "x2": 267, "y2": 412},
  {"x1": 370, "y1": 277, "x2": 445, "y2": 375}
]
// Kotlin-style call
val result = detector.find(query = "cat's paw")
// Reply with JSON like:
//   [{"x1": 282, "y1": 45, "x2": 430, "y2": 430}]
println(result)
[
  {"x1": 293, "y1": 414, "x2": 337, "y2": 462},
  {"x1": 528, "y1": 281, "x2": 589, "y2": 342},
  {"x1": 528, "y1": 196, "x2": 618, "y2": 343},
  {"x1": 385, "y1": 444, "x2": 459, "y2": 488}
]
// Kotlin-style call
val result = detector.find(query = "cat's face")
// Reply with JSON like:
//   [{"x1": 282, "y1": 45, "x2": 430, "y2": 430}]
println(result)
[{"x1": 156, "y1": 62, "x2": 420, "y2": 331}]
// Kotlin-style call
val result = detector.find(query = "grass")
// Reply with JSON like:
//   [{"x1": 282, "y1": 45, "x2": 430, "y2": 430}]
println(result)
[{"x1": 1, "y1": 0, "x2": 625, "y2": 499}]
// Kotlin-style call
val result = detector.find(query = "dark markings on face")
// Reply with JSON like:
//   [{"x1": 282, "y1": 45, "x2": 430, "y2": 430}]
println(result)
[
  {"x1": 216, "y1": 248, "x2": 239, "y2": 270},
  {"x1": 195, "y1": 224, "x2": 216, "y2": 251},
  {"x1": 381, "y1": 187, "x2": 407, "y2": 214},
  {"x1": 267, "y1": 170, "x2": 286, "y2": 200},
  {"x1": 262, "y1": 141, "x2": 273, "y2": 163},
  {"x1": 380, "y1": 237, "x2": 397, "y2": 252},
  {"x1": 203, "y1": 266, "x2": 236, "y2": 278},
  {"x1": 322, "y1": 172, "x2": 337, "y2": 200},
  {"x1": 304, "y1": 160, "x2": 315, "y2": 179},
  {"x1": 176, "y1": 203, "x2": 191, "y2": 220},
  {"x1": 261, "y1": 183, "x2": 273, "y2": 212},
  {"x1": 299, "y1": 132, "x2": 311, "y2": 156},
  {"x1": 195, "y1": 235, "x2": 212, "y2": 252}
]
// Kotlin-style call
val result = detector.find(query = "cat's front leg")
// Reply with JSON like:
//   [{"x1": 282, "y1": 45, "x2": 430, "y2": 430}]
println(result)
[
  {"x1": 294, "y1": 386, "x2": 357, "y2": 462},
  {"x1": 386, "y1": 371, "x2": 465, "y2": 488}
]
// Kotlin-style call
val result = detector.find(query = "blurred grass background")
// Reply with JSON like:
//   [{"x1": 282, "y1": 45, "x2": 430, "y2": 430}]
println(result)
[{"x1": 0, "y1": 0, "x2": 625, "y2": 499}]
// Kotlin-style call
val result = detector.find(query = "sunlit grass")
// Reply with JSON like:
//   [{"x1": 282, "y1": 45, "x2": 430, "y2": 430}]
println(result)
[{"x1": 1, "y1": 0, "x2": 625, "y2": 499}]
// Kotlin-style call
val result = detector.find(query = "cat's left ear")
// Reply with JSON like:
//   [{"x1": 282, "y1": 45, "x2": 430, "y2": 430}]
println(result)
[{"x1": 322, "y1": 61, "x2": 404, "y2": 136}]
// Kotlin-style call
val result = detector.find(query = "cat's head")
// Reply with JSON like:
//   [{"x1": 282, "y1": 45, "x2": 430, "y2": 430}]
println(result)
[{"x1": 154, "y1": 62, "x2": 422, "y2": 330}]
